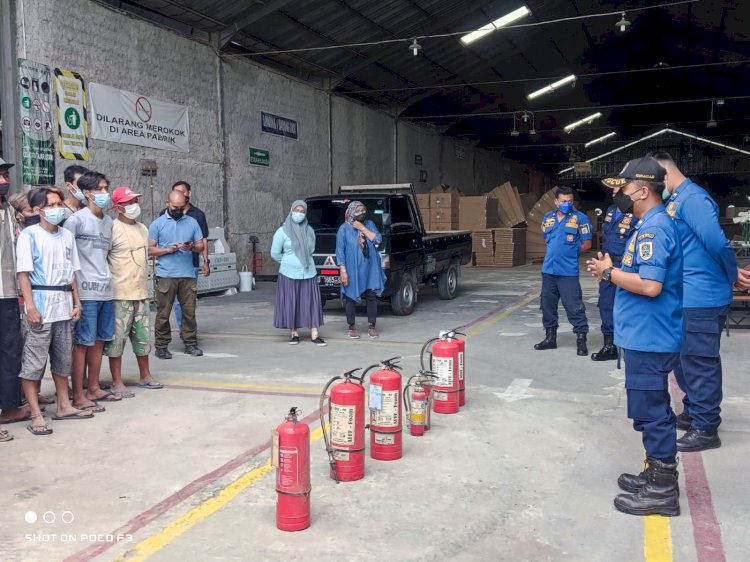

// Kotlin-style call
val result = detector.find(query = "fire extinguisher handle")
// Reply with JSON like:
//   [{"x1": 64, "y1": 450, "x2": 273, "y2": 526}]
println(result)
[{"x1": 380, "y1": 356, "x2": 403, "y2": 370}]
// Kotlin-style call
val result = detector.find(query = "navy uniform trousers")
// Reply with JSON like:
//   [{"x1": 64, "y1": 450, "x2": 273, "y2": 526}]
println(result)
[
  {"x1": 674, "y1": 305, "x2": 729, "y2": 432},
  {"x1": 541, "y1": 273, "x2": 588, "y2": 334},
  {"x1": 596, "y1": 260, "x2": 621, "y2": 337},
  {"x1": 624, "y1": 349, "x2": 680, "y2": 460}
]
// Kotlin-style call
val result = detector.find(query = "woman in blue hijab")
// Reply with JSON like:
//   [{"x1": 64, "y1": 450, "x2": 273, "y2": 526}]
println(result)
[
  {"x1": 336, "y1": 201, "x2": 385, "y2": 339},
  {"x1": 271, "y1": 200, "x2": 326, "y2": 346}
]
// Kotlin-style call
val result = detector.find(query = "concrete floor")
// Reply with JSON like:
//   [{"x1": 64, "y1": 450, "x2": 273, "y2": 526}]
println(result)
[{"x1": 2, "y1": 263, "x2": 749, "y2": 562}]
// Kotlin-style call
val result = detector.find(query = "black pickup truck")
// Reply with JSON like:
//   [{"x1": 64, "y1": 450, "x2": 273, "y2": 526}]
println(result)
[{"x1": 305, "y1": 184, "x2": 472, "y2": 316}]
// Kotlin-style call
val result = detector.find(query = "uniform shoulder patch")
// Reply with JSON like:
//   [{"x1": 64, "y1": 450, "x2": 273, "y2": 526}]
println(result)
[
  {"x1": 666, "y1": 201, "x2": 678, "y2": 217},
  {"x1": 639, "y1": 241, "x2": 653, "y2": 261},
  {"x1": 637, "y1": 233, "x2": 655, "y2": 241},
  {"x1": 579, "y1": 224, "x2": 590, "y2": 234}
]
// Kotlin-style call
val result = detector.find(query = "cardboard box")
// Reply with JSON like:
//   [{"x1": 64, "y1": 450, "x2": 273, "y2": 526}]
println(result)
[
  {"x1": 430, "y1": 207, "x2": 457, "y2": 225},
  {"x1": 416, "y1": 194, "x2": 431, "y2": 211},
  {"x1": 430, "y1": 222, "x2": 456, "y2": 232},
  {"x1": 459, "y1": 196, "x2": 500, "y2": 230},
  {"x1": 430, "y1": 192, "x2": 460, "y2": 211},
  {"x1": 430, "y1": 184, "x2": 462, "y2": 195},
  {"x1": 492, "y1": 227, "x2": 527, "y2": 267},
  {"x1": 488, "y1": 182, "x2": 526, "y2": 227}
]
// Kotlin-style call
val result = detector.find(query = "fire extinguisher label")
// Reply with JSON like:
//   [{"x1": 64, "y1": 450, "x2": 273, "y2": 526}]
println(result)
[
  {"x1": 371, "y1": 390, "x2": 399, "y2": 427},
  {"x1": 458, "y1": 351, "x2": 465, "y2": 381},
  {"x1": 411, "y1": 399, "x2": 426, "y2": 424},
  {"x1": 271, "y1": 430, "x2": 279, "y2": 467},
  {"x1": 433, "y1": 391, "x2": 448, "y2": 401},
  {"x1": 433, "y1": 356, "x2": 454, "y2": 387},
  {"x1": 374, "y1": 433, "x2": 395, "y2": 445},
  {"x1": 330, "y1": 404, "x2": 356, "y2": 445},
  {"x1": 333, "y1": 450, "x2": 350, "y2": 461},
  {"x1": 277, "y1": 446, "x2": 299, "y2": 487}
]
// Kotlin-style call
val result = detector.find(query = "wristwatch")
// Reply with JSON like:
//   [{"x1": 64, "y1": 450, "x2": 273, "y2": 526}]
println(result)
[{"x1": 602, "y1": 267, "x2": 614, "y2": 282}]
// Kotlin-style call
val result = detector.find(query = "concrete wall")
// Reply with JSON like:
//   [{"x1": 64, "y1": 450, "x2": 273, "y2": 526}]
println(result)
[{"x1": 14, "y1": 0, "x2": 535, "y2": 273}]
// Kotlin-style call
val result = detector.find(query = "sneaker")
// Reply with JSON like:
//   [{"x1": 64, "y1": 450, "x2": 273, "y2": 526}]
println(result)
[
  {"x1": 348, "y1": 328, "x2": 360, "y2": 339},
  {"x1": 312, "y1": 337, "x2": 327, "y2": 347},
  {"x1": 155, "y1": 347, "x2": 172, "y2": 360},
  {"x1": 184, "y1": 344, "x2": 204, "y2": 357},
  {"x1": 368, "y1": 326, "x2": 379, "y2": 339},
  {"x1": 289, "y1": 335, "x2": 300, "y2": 345}
]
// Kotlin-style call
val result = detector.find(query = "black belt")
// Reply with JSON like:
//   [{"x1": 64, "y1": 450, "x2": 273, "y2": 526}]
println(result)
[
  {"x1": 609, "y1": 254, "x2": 623, "y2": 261},
  {"x1": 31, "y1": 284, "x2": 73, "y2": 291}
]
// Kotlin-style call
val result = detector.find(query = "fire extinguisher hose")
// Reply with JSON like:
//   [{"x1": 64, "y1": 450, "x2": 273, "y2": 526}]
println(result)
[
  {"x1": 320, "y1": 375, "x2": 342, "y2": 484},
  {"x1": 419, "y1": 337, "x2": 440, "y2": 371}
]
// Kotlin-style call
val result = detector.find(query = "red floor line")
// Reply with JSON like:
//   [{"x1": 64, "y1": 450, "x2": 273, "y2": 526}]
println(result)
[
  {"x1": 64, "y1": 408, "x2": 321, "y2": 562},
  {"x1": 162, "y1": 383, "x2": 316, "y2": 398},
  {"x1": 459, "y1": 287, "x2": 540, "y2": 332},
  {"x1": 669, "y1": 375, "x2": 726, "y2": 562}
]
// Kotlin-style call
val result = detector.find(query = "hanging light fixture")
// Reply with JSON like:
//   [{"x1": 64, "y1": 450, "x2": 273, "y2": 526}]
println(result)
[
  {"x1": 510, "y1": 114, "x2": 520, "y2": 137},
  {"x1": 707, "y1": 100, "x2": 717, "y2": 128},
  {"x1": 616, "y1": 11, "x2": 631, "y2": 33},
  {"x1": 529, "y1": 112, "x2": 536, "y2": 135},
  {"x1": 409, "y1": 38, "x2": 422, "y2": 56}
]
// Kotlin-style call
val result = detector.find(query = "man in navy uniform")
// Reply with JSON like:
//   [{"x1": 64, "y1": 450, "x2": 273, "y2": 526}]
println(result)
[
  {"x1": 651, "y1": 152, "x2": 750, "y2": 452},
  {"x1": 588, "y1": 156, "x2": 683, "y2": 516},
  {"x1": 534, "y1": 186, "x2": 592, "y2": 355},
  {"x1": 591, "y1": 196, "x2": 633, "y2": 361}
]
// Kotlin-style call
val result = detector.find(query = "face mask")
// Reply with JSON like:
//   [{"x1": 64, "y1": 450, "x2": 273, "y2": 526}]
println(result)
[
  {"x1": 0, "y1": 178, "x2": 9, "y2": 197},
  {"x1": 613, "y1": 192, "x2": 635, "y2": 215},
  {"x1": 558, "y1": 202, "x2": 573, "y2": 214},
  {"x1": 44, "y1": 208, "x2": 66, "y2": 226},
  {"x1": 92, "y1": 193, "x2": 111, "y2": 209},
  {"x1": 291, "y1": 212, "x2": 305, "y2": 224},
  {"x1": 23, "y1": 215, "x2": 41, "y2": 227},
  {"x1": 72, "y1": 187, "x2": 87, "y2": 202},
  {"x1": 353, "y1": 213, "x2": 366, "y2": 223},
  {"x1": 168, "y1": 208, "x2": 184, "y2": 221},
  {"x1": 662, "y1": 188, "x2": 671, "y2": 201},
  {"x1": 123, "y1": 203, "x2": 141, "y2": 219}
]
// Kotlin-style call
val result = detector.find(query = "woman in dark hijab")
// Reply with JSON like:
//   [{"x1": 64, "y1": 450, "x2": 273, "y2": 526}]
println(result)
[
  {"x1": 271, "y1": 200, "x2": 326, "y2": 346},
  {"x1": 335, "y1": 200, "x2": 385, "y2": 339}
]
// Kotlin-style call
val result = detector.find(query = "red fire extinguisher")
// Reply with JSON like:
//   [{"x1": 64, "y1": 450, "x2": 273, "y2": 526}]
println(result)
[
  {"x1": 321, "y1": 369, "x2": 366, "y2": 482},
  {"x1": 446, "y1": 328, "x2": 467, "y2": 406},
  {"x1": 363, "y1": 357, "x2": 403, "y2": 461},
  {"x1": 274, "y1": 407, "x2": 311, "y2": 531},
  {"x1": 404, "y1": 371, "x2": 437, "y2": 436},
  {"x1": 420, "y1": 331, "x2": 460, "y2": 414}
]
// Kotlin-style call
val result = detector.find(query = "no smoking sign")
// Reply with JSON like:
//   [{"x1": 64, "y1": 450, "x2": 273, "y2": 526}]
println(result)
[{"x1": 135, "y1": 96, "x2": 152, "y2": 123}]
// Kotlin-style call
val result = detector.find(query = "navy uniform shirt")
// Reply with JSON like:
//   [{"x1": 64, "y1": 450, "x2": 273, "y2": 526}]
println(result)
[
  {"x1": 614, "y1": 204, "x2": 683, "y2": 353},
  {"x1": 541, "y1": 209, "x2": 592, "y2": 276},
  {"x1": 601, "y1": 205, "x2": 633, "y2": 260},
  {"x1": 665, "y1": 179, "x2": 737, "y2": 308}
]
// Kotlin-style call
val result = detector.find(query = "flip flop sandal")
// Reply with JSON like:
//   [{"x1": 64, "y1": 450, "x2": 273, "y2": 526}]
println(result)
[
  {"x1": 52, "y1": 411, "x2": 95, "y2": 421},
  {"x1": 27, "y1": 424, "x2": 53, "y2": 436},
  {"x1": 137, "y1": 381, "x2": 164, "y2": 389},
  {"x1": 117, "y1": 391, "x2": 136, "y2": 398},
  {"x1": 76, "y1": 403, "x2": 106, "y2": 413},
  {"x1": 39, "y1": 395, "x2": 56, "y2": 405},
  {"x1": 0, "y1": 429, "x2": 13, "y2": 442},
  {"x1": 0, "y1": 412, "x2": 32, "y2": 425},
  {"x1": 89, "y1": 391, "x2": 122, "y2": 403}
]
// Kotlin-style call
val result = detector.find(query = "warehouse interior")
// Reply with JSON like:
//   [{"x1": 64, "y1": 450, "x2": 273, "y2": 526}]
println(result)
[{"x1": 1, "y1": 1, "x2": 750, "y2": 561}]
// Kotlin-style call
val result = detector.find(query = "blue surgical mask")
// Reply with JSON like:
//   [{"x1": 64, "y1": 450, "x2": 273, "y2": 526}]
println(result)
[
  {"x1": 662, "y1": 188, "x2": 671, "y2": 201},
  {"x1": 291, "y1": 212, "x2": 305, "y2": 224},
  {"x1": 558, "y1": 202, "x2": 573, "y2": 214},
  {"x1": 73, "y1": 188, "x2": 87, "y2": 202},
  {"x1": 44, "y1": 208, "x2": 66, "y2": 225},
  {"x1": 93, "y1": 193, "x2": 111, "y2": 209}
]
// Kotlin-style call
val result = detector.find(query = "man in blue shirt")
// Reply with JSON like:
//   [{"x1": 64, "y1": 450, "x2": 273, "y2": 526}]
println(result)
[
  {"x1": 591, "y1": 200, "x2": 633, "y2": 361},
  {"x1": 148, "y1": 191, "x2": 205, "y2": 359},
  {"x1": 652, "y1": 151, "x2": 750, "y2": 452},
  {"x1": 589, "y1": 156, "x2": 683, "y2": 517},
  {"x1": 535, "y1": 186, "x2": 592, "y2": 356}
]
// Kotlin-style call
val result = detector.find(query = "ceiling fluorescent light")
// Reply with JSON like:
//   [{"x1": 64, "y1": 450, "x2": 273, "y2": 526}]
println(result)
[
  {"x1": 584, "y1": 131, "x2": 616, "y2": 147},
  {"x1": 564, "y1": 112, "x2": 602, "y2": 133},
  {"x1": 527, "y1": 74, "x2": 576, "y2": 101},
  {"x1": 460, "y1": 6, "x2": 531, "y2": 45}
]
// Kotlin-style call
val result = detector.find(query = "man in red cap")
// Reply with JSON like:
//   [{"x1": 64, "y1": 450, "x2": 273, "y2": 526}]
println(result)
[{"x1": 103, "y1": 187, "x2": 162, "y2": 393}]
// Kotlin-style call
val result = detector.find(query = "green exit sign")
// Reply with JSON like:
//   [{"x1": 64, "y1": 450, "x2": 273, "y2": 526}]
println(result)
[{"x1": 249, "y1": 147, "x2": 270, "y2": 167}]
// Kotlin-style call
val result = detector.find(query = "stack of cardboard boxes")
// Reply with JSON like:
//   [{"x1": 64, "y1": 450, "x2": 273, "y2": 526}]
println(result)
[
  {"x1": 525, "y1": 189, "x2": 557, "y2": 263},
  {"x1": 493, "y1": 228, "x2": 527, "y2": 267},
  {"x1": 430, "y1": 188, "x2": 460, "y2": 231}
]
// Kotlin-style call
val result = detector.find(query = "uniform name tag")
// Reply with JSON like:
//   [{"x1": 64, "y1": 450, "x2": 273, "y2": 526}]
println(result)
[{"x1": 637, "y1": 233, "x2": 655, "y2": 241}]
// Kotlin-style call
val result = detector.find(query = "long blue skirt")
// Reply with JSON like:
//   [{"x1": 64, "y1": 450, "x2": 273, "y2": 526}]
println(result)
[{"x1": 273, "y1": 274, "x2": 324, "y2": 330}]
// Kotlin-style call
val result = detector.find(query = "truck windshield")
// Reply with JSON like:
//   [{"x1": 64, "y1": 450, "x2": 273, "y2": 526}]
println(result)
[{"x1": 306, "y1": 198, "x2": 385, "y2": 232}]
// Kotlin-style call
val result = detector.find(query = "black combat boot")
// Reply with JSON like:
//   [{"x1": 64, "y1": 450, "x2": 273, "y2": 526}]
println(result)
[
  {"x1": 618, "y1": 457, "x2": 681, "y2": 494},
  {"x1": 676, "y1": 412, "x2": 692, "y2": 431},
  {"x1": 614, "y1": 459, "x2": 680, "y2": 516},
  {"x1": 576, "y1": 333, "x2": 588, "y2": 356},
  {"x1": 591, "y1": 335, "x2": 618, "y2": 361},
  {"x1": 677, "y1": 428, "x2": 721, "y2": 452},
  {"x1": 534, "y1": 328, "x2": 557, "y2": 350}
]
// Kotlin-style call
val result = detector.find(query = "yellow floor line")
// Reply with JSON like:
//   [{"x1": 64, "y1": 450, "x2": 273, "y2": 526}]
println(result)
[
  {"x1": 465, "y1": 293, "x2": 538, "y2": 339},
  {"x1": 118, "y1": 426, "x2": 325, "y2": 562},
  {"x1": 200, "y1": 331, "x2": 421, "y2": 348},
  {"x1": 161, "y1": 378, "x2": 320, "y2": 394},
  {"x1": 644, "y1": 515, "x2": 672, "y2": 561}
]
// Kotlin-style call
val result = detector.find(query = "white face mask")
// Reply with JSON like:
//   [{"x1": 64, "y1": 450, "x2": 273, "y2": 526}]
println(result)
[
  {"x1": 291, "y1": 211, "x2": 306, "y2": 224},
  {"x1": 123, "y1": 203, "x2": 141, "y2": 219}
]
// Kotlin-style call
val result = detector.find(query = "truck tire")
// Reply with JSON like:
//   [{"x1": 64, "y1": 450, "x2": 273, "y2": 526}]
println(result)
[
  {"x1": 437, "y1": 264, "x2": 459, "y2": 300},
  {"x1": 391, "y1": 271, "x2": 417, "y2": 316}
]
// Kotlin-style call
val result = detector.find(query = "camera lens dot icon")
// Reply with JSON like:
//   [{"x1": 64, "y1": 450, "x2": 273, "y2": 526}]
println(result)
[
  {"x1": 25, "y1": 511, "x2": 38, "y2": 524},
  {"x1": 43, "y1": 511, "x2": 56, "y2": 524}
]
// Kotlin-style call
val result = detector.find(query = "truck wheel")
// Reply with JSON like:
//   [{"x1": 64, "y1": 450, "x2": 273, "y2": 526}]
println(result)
[
  {"x1": 437, "y1": 265, "x2": 459, "y2": 300},
  {"x1": 391, "y1": 272, "x2": 417, "y2": 316}
]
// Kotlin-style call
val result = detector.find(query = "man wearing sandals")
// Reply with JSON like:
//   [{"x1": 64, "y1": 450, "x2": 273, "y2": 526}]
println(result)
[
  {"x1": 104, "y1": 187, "x2": 162, "y2": 393},
  {"x1": 16, "y1": 187, "x2": 94, "y2": 436}
]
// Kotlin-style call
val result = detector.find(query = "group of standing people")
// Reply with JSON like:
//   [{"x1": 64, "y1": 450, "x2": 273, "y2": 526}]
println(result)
[
  {"x1": 271, "y1": 200, "x2": 385, "y2": 344},
  {"x1": 0, "y1": 160, "x2": 213, "y2": 440}
]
